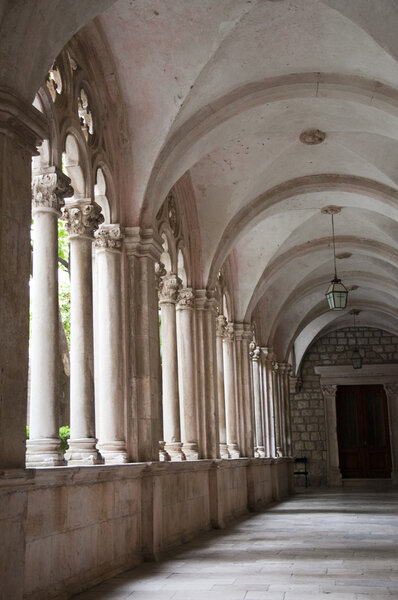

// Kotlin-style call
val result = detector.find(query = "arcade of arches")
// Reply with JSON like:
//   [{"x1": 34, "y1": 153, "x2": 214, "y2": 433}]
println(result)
[{"x1": 1, "y1": 1, "x2": 398, "y2": 598}]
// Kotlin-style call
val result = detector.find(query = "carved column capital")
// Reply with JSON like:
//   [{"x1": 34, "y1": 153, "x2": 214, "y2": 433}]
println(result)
[
  {"x1": 224, "y1": 322, "x2": 235, "y2": 341},
  {"x1": 216, "y1": 314, "x2": 227, "y2": 338},
  {"x1": 177, "y1": 287, "x2": 195, "y2": 308},
  {"x1": 32, "y1": 167, "x2": 73, "y2": 214},
  {"x1": 321, "y1": 384, "x2": 338, "y2": 398},
  {"x1": 94, "y1": 224, "x2": 122, "y2": 250},
  {"x1": 250, "y1": 344, "x2": 261, "y2": 362},
  {"x1": 158, "y1": 273, "x2": 181, "y2": 304},
  {"x1": 62, "y1": 201, "x2": 103, "y2": 238}
]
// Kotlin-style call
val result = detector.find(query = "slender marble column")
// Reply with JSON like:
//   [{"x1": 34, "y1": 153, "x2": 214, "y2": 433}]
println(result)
[
  {"x1": 94, "y1": 224, "x2": 127, "y2": 463},
  {"x1": 27, "y1": 168, "x2": 72, "y2": 466},
  {"x1": 62, "y1": 201, "x2": 103, "y2": 464},
  {"x1": 272, "y1": 361, "x2": 283, "y2": 457},
  {"x1": 278, "y1": 362, "x2": 289, "y2": 457},
  {"x1": 223, "y1": 322, "x2": 240, "y2": 457},
  {"x1": 159, "y1": 273, "x2": 185, "y2": 460},
  {"x1": 250, "y1": 344, "x2": 265, "y2": 457},
  {"x1": 263, "y1": 349, "x2": 276, "y2": 457},
  {"x1": 236, "y1": 324, "x2": 254, "y2": 458},
  {"x1": 216, "y1": 315, "x2": 229, "y2": 458},
  {"x1": 176, "y1": 287, "x2": 198, "y2": 459},
  {"x1": 204, "y1": 292, "x2": 220, "y2": 459}
]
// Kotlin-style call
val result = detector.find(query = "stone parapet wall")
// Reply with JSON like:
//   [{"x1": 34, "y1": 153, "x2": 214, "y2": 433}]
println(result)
[
  {"x1": 291, "y1": 327, "x2": 398, "y2": 486},
  {"x1": 1, "y1": 458, "x2": 292, "y2": 600}
]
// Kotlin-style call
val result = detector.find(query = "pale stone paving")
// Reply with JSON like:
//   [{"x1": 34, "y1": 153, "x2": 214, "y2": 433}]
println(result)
[{"x1": 73, "y1": 489, "x2": 398, "y2": 600}]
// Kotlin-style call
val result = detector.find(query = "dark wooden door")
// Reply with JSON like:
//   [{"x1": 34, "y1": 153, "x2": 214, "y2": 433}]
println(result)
[{"x1": 336, "y1": 385, "x2": 392, "y2": 478}]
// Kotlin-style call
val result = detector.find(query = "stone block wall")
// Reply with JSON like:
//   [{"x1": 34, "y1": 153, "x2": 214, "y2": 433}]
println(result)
[
  {"x1": 290, "y1": 327, "x2": 398, "y2": 486},
  {"x1": 1, "y1": 458, "x2": 292, "y2": 600}
]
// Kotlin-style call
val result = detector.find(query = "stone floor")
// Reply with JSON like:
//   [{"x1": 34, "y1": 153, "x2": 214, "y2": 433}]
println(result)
[{"x1": 73, "y1": 489, "x2": 398, "y2": 600}]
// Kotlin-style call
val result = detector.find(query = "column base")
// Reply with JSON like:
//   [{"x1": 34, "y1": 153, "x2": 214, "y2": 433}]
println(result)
[
  {"x1": 254, "y1": 446, "x2": 266, "y2": 458},
  {"x1": 182, "y1": 442, "x2": 199, "y2": 460},
  {"x1": 227, "y1": 443, "x2": 240, "y2": 459},
  {"x1": 159, "y1": 441, "x2": 171, "y2": 461},
  {"x1": 98, "y1": 441, "x2": 128, "y2": 464},
  {"x1": 219, "y1": 443, "x2": 230, "y2": 459},
  {"x1": 327, "y1": 466, "x2": 343, "y2": 487},
  {"x1": 164, "y1": 442, "x2": 186, "y2": 461},
  {"x1": 65, "y1": 438, "x2": 104, "y2": 465},
  {"x1": 26, "y1": 439, "x2": 66, "y2": 467}
]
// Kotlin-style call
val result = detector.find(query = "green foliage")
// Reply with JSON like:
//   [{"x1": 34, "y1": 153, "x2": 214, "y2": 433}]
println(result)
[
  {"x1": 59, "y1": 282, "x2": 71, "y2": 346},
  {"x1": 58, "y1": 220, "x2": 69, "y2": 271},
  {"x1": 59, "y1": 425, "x2": 70, "y2": 453},
  {"x1": 26, "y1": 425, "x2": 29, "y2": 440}
]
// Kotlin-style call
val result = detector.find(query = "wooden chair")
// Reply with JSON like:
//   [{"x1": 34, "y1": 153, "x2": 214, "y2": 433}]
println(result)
[{"x1": 294, "y1": 457, "x2": 309, "y2": 487}]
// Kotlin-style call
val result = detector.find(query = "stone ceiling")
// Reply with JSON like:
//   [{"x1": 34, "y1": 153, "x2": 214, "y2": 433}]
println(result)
[{"x1": 4, "y1": 0, "x2": 398, "y2": 369}]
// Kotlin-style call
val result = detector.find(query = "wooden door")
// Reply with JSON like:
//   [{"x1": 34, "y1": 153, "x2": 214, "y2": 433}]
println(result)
[{"x1": 336, "y1": 385, "x2": 392, "y2": 478}]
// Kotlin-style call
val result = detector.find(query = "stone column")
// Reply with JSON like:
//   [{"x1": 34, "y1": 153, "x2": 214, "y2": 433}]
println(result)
[
  {"x1": 223, "y1": 322, "x2": 240, "y2": 457},
  {"x1": 272, "y1": 361, "x2": 283, "y2": 457},
  {"x1": 262, "y1": 348, "x2": 276, "y2": 457},
  {"x1": 250, "y1": 344, "x2": 265, "y2": 457},
  {"x1": 159, "y1": 273, "x2": 184, "y2": 460},
  {"x1": 0, "y1": 91, "x2": 47, "y2": 470},
  {"x1": 94, "y1": 224, "x2": 127, "y2": 463},
  {"x1": 216, "y1": 315, "x2": 229, "y2": 458},
  {"x1": 204, "y1": 292, "x2": 220, "y2": 459},
  {"x1": 239, "y1": 324, "x2": 254, "y2": 458},
  {"x1": 176, "y1": 287, "x2": 198, "y2": 459},
  {"x1": 321, "y1": 384, "x2": 342, "y2": 486},
  {"x1": 278, "y1": 362, "x2": 289, "y2": 457},
  {"x1": 26, "y1": 168, "x2": 72, "y2": 466},
  {"x1": 124, "y1": 228, "x2": 163, "y2": 462},
  {"x1": 384, "y1": 383, "x2": 398, "y2": 485},
  {"x1": 62, "y1": 201, "x2": 103, "y2": 464}
]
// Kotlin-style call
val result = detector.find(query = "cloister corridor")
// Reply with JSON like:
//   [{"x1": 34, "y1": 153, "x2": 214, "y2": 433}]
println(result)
[{"x1": 73, "y1": 489, "x2": 398, "y2": 600}]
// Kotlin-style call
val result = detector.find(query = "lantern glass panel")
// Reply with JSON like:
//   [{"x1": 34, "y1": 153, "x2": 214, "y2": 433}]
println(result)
[{"x1": 325, "y1": 279, "x2": 348, "y2": 310}]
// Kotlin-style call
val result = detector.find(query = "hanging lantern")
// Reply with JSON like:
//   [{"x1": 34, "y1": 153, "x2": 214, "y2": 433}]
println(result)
[
  {"x1": 351, "y1": 346, "x2": 362, "y2": 370},
  {"x1": 326, "y1": 278, "x2": 348, "y2": 310},
  {"x1": 322, "y1": 207, "x2": 348, "y2": 310}
]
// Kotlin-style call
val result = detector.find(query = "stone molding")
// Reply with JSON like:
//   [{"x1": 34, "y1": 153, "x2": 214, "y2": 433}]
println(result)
[
  {"x1": 176, "y1": 287, "x2": 195, "y2": 308},
  {"x1": 94, "y1": 223, "x2": 122, "y2": 250},
  {"x1": 32, "y1": 167, "x2": 73, "y2": 213},
  {"x1": 0, "y1": 89, "x2": 48, "y2": 153},
  {"x1": 158, "y1": 273, "x2": 181, "y2": 304},
  {"x1": 62, "y1": 201, "x2": 103, "y2": 238},
  {"x1": 123, "y1": 227, "x2": 163, "y2": 262}
]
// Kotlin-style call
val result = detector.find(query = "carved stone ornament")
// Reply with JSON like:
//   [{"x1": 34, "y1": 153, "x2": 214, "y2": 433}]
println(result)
[
  {"x1": 154, "y1": 261, "x2": 167, "y2": 289},
  {"x1": 216, "y1": 315, "x2": 227, "y2": 337},
  {"x1": 94, "y1": 224, "x2": 122, "y2": 249},
  {"x1": 167, "y1": 193, "x2": 178, "y2": 236},
  {"x1": 32, "y1": 170, "x2": 73, "y2": 212},
  {"x1": 62, "y1": 202, "x2": 104, "y2": 237},
  {"x1": 224, "y1": 322, "x2": 234, "y2": 341},
  {"x1": 46, "y1": 64, "x2": 63, "y2": 102},
  {"x1": 78, "y1": 88, "x2": 94, "y2": 141},
  {"x1": 177, "y1": 287, "x2": 195, "y2": 308},
  {"x1": 321, "y1": 384, "x2": 337, "y2": 397},
  {"x1": 158, "y1": 273, "x2": 181, "y2": 303}
]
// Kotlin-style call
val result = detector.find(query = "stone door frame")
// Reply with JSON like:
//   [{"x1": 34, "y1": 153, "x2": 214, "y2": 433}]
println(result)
[{"x1": 314, "y1": 364, "x2": 398, "y2": 486}]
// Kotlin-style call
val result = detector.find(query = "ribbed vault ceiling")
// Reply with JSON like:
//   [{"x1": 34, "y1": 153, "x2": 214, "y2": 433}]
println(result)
[
  {"x1": 96, "y1": 0, "x2": 398, "y2": 363},
  {"x1": 5, "y1": 0, "x2": 398, "y2": 367}
]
